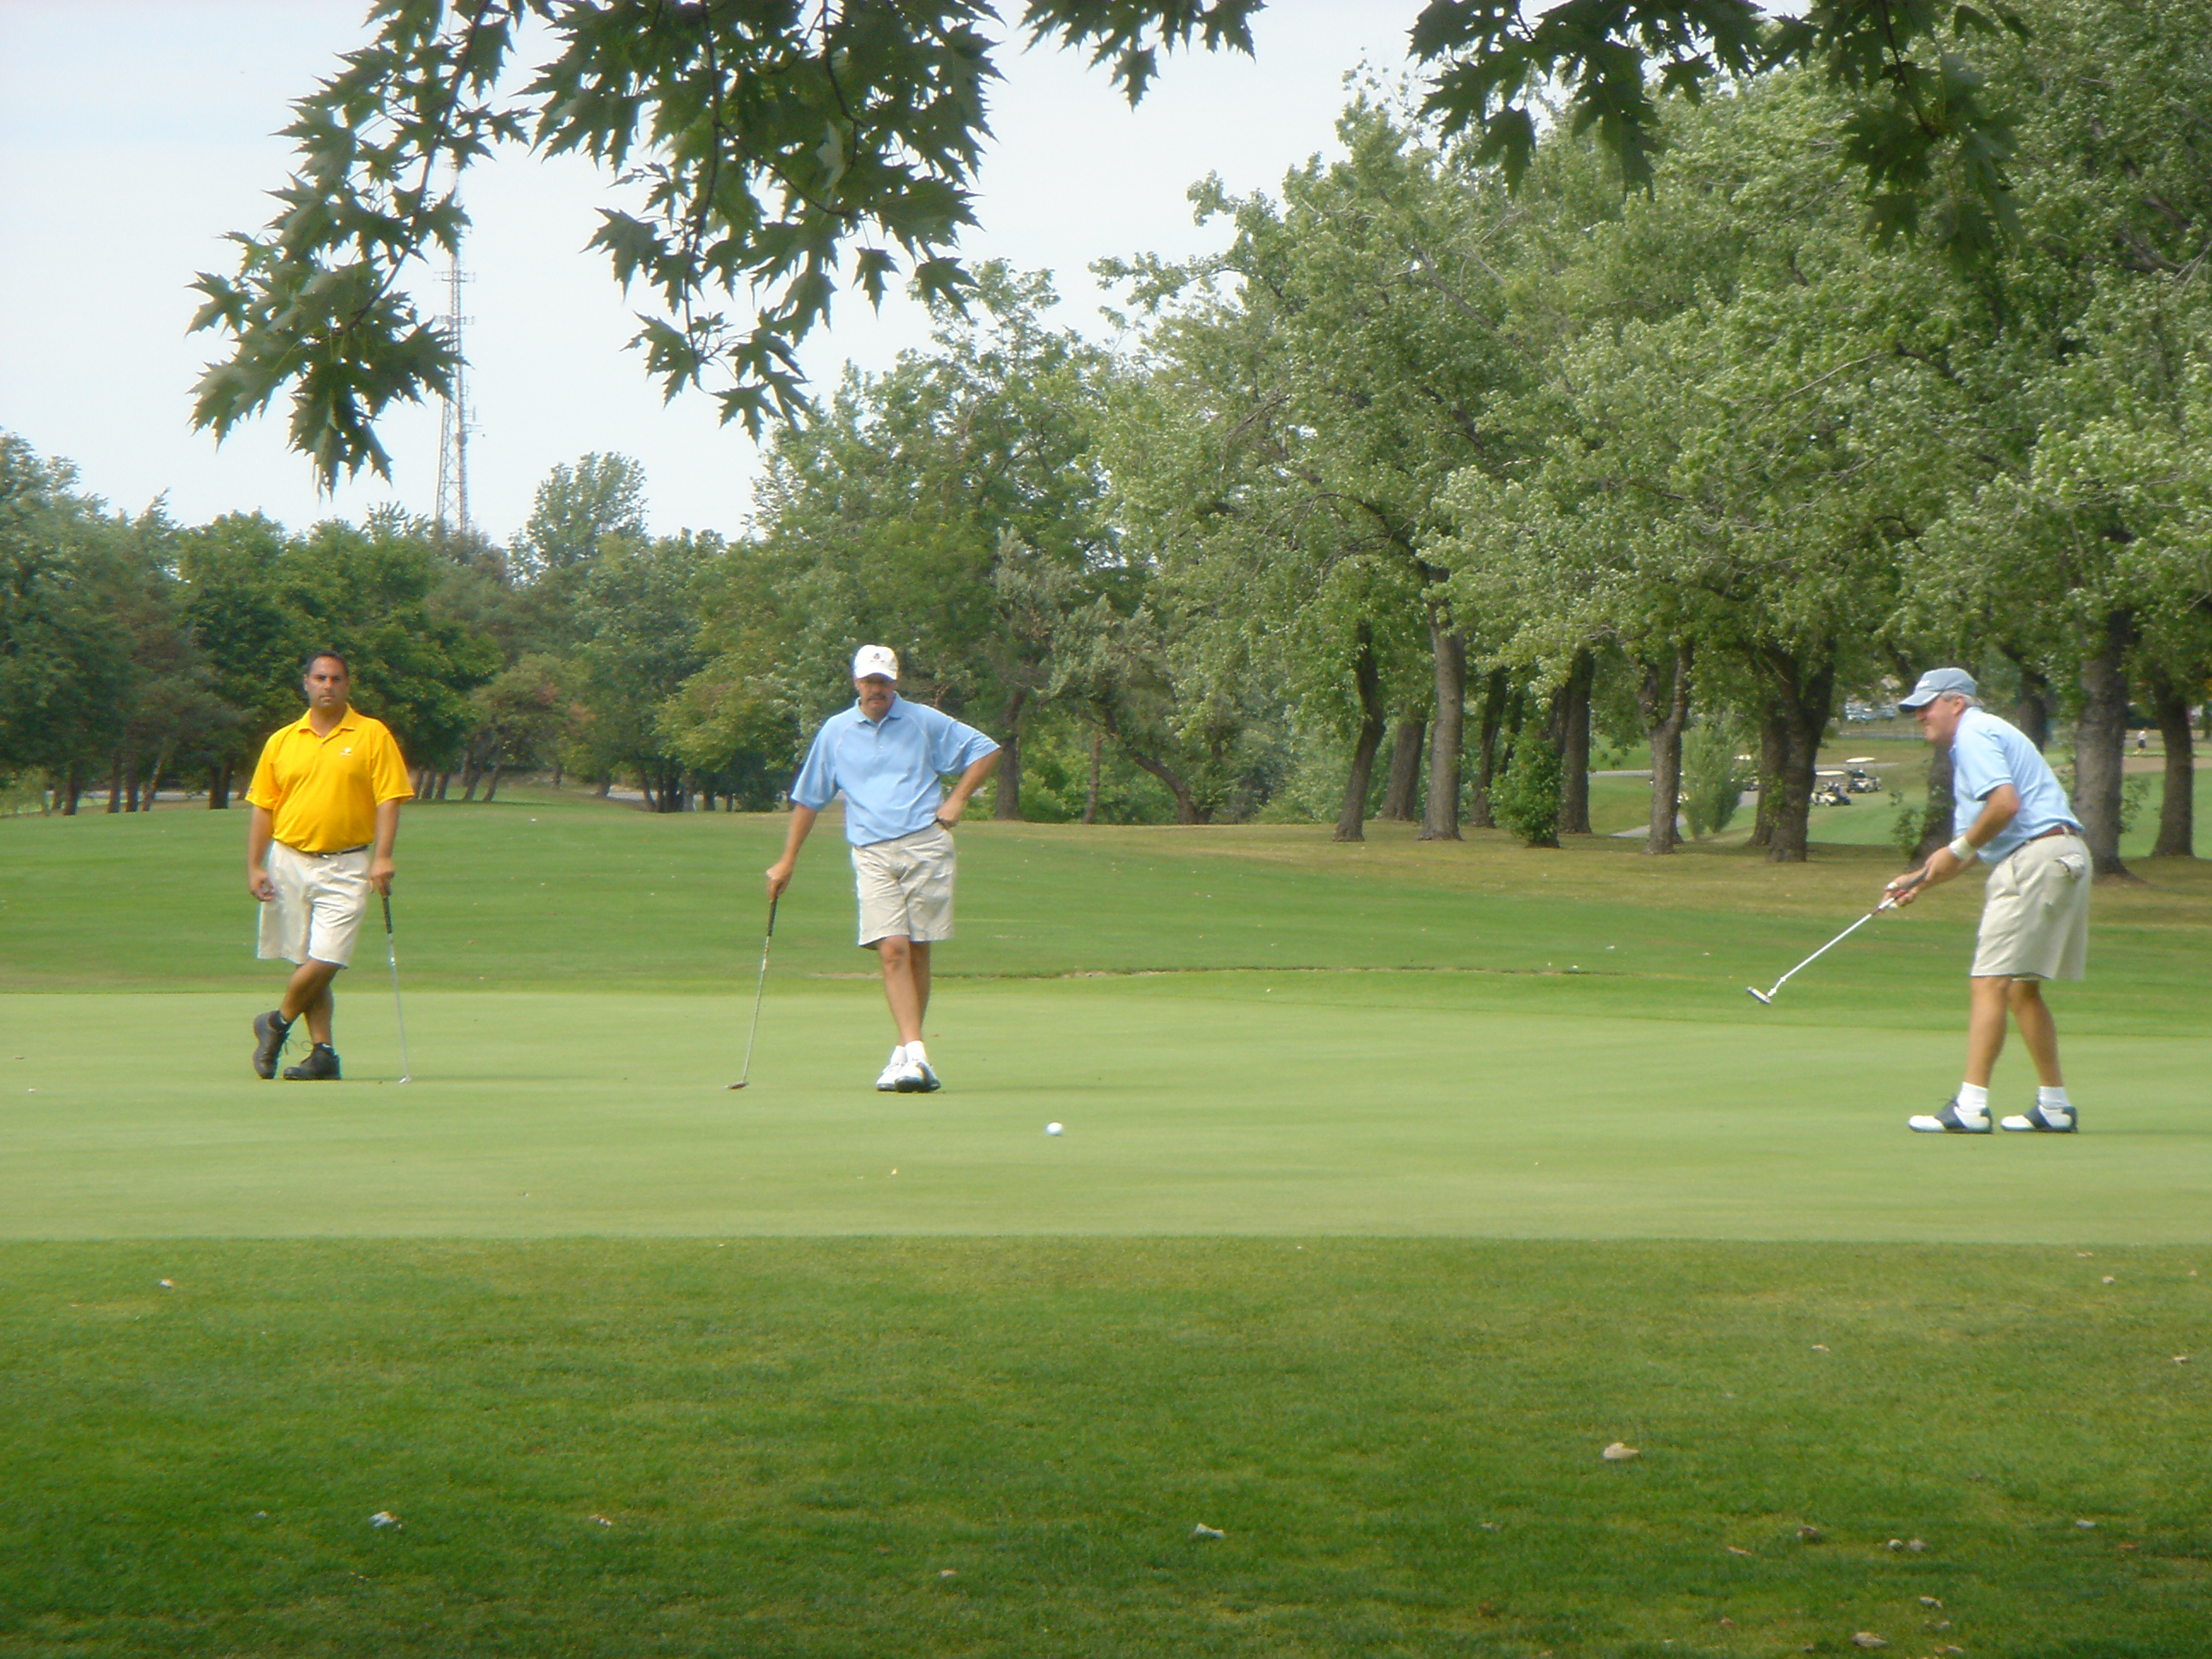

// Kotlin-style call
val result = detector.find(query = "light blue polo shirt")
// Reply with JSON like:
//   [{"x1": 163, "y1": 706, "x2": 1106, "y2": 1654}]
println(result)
[
  {"x1": 1950, "y1": 706, "x2": 2081, "y2": 863},
  {"x1": 790, "y1": 695, "x2": 998, "y2": 846}
]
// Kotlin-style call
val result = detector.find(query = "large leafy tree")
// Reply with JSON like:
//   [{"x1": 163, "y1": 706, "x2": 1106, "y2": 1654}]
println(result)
[
  {"x1": 0, "y1": 436, "x2": 134, "y2": 805},
  {"x1": 735, "y1": 264, "x2": 1117, "y2": 817},
  {"x1": 192, "y1": 0, "x2": 2035, "y2": 486}
]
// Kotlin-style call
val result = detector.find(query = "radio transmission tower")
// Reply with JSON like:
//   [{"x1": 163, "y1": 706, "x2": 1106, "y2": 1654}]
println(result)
[{"x1": 434, "y1": 242, "x2": 474, "y2": 540}]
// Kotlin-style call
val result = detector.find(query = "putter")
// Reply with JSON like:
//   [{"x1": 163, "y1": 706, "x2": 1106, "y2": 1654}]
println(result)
[
  {"x1": 1746, "y1": 871, "x2": 1924, "y2": 1005},
  {"x1": 381, "y1": 890, "x2": 412, "y2": 1082},
  {"x1": 728, "y1": 893, "x2": 778, "y2": 1090}
]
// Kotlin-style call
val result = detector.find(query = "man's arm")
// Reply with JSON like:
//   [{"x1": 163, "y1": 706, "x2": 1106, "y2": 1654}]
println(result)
[
  {"x1": 1885, "y1": 783, "x2": 2020, "y2": 907},
  {"x1": 935, "y1": 748, "x2": 1001, "y2": 827},
  {"x1": 246, "y1": 805, "x2": 279, "y2": 900},
  {"x1": 765, "y1": 804, "x2": 819, "y2": 898},
  {"x1": 368, "y1": 797, "x2": 401, "y2": 895}
]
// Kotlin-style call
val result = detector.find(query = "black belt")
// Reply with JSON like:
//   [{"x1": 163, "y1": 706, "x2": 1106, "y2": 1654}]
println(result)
[{"x1": 288, "y1": 842, "x2": 369, "y2": 859}]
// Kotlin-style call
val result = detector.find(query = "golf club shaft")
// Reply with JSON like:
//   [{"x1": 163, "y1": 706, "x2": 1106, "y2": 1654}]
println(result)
[
  {"x1": 1761, "y1": 909, "x2": 1878, "y2": 998},
  {"x1": 1757, "y1": 870, "x2": 1926, "y2": 1000},
  {"x1": 736, "y1": 894, "x2": 778, "y2": 1086},
  {"x1": 382, "y1": 891, "x2": 412, "y2": 1081}
]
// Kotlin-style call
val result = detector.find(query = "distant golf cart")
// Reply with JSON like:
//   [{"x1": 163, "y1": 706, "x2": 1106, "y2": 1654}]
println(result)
[
  {"x1": 1811, "y1": 768, "x2": 1854, "y2": 806},
  {"x1": 1843, "y1": 757, "x2": 1883, "y2": 794}
]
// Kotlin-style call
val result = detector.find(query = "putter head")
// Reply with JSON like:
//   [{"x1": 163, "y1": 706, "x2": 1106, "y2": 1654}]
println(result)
[
  {"x1": 1745, "y1": 987, "x2": 1775, "y2": 1005},
  {"x1": 726, "y1": 1080, "x2": 748, "y2": 1091}
]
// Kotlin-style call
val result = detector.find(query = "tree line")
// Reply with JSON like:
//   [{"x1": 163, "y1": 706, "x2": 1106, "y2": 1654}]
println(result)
[{"x1": 7, "y1": 2, "x2": 2207, "y2": 877}]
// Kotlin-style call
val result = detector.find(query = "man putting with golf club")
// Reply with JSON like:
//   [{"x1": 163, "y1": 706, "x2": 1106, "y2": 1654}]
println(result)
[
  {"x1": 1883, "y1": 668, "x2": 2089, "y2": 1135},
  {"x1": 244, "y1": 651, "x2": 412, "y2": 1081},
  {"x1": 765, "y1": 646, "x2": 999, "y2": 1093}
]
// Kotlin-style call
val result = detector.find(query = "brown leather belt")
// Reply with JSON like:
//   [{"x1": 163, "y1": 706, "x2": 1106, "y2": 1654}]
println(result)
[{"x1": 2029, "y1": 824, "x2": 2079, "y2": 841}]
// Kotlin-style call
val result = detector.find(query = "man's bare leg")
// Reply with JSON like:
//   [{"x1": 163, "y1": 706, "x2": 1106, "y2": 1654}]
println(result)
[
  {"x1": 1964, "y1": 975, "x2": 2012, "y2": 1088},
  {"x1": 2007, "y1": 978, "x2": 2064, "y2": 1087},
  {"x1": 876, "y1": 937, "x2": 926, "y2": 1046},
  {"x1": 281, "y1": 959, "x2": 341, "y2": 1048}
]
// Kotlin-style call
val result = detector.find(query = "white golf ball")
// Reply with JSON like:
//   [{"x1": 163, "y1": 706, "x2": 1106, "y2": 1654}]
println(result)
[{"x1": 1045, "y1": 1122, "x2": 1063, "y2": 1137}]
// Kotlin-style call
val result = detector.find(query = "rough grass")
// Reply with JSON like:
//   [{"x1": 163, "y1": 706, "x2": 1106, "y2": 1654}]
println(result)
[{"x1": 3, "y1": 1240, "x2": 2207, "y2": 1659}]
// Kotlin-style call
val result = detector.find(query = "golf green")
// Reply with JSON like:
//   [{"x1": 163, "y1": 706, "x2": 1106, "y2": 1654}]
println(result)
[{"x1": 1, "y1": 983, "x2": 2207, "y2": 1241}]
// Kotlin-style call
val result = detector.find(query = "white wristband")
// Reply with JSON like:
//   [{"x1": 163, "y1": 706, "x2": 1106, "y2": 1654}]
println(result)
[{"x1": 1947, "y1": 836, "x2": 1974, "y2": 862}]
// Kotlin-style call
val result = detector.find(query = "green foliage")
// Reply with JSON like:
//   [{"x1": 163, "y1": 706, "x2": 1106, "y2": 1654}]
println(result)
[
  {"x1": 1490, "y1": 731, "x2": 1562, "y2": 847},
  {"x1": 1889, "y1": 796, "x2": 1930, "y2": 863},
  {"x1": 509, "y1": 453, "x2": 647, "y2": 585},
  {"x1": 1681, "y1": 723, "x2": 1749, "y2": 840},
  {"x1": 197, "y1": 2, "x2": 2051, "y2": 487},
  {"x1": 2117, "y1": 774, "x2": 2152, "y2": 837}
]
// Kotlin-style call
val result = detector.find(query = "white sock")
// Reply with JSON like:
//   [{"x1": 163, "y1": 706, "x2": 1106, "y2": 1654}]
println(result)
[
  {"x1": 2038, "y1": 1086, "x2": 2073, "y2": 1115},
  {"x1": 884, "y1": 1044, "x2": 905, "y2": 1067},
  {"x1": 905, "y1": 1041, "x2": 929, "y2": 1068},
  {"x1": 1956, "y1": 1084, "x2": 1989, "y2": 1119}
]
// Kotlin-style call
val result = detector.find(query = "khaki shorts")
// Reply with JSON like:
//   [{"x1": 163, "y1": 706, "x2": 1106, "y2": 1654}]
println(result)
[
  {"x1": 852, "y1": 824, "x2": 956, "y2": 946},
  {"x1": 1972, "y1": 832, "x2": 2090, "y2": 981},
  {"x1": 257, "y1": 841, "x2": 371, "y2": 967}
]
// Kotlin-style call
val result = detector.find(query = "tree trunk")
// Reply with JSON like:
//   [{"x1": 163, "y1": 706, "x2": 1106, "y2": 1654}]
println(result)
[
  {"x1": 1548, "y1": 647, "x2": 1595, "y2": 835},
  {"x1": 1084, "y1": 731, "x2": 1103, "y2": 825},
  {"x1": 1378, "y1": 718, "x2": 1424, "y2": 820},
  {"x1": 995, "y1": 686, "x2": 1028, "y2": 820},
  {"x1": 485, "y1": 763, "x2": 505, "y2": 804},
  {"x1": 1418, "y1": 621, "x2": 1466, "y2": 841},
  {"x1": 61, "y1": 765, "x2": 82, "y2": 815},
  {"x1": 207, "y1": 760, "x2": 231, "y2": 809},
  {"x1": 1748, "y1": 712, "x2": 1785, "y2": 851},
  {"x1": 1755, "y1": 652, "x2": 1835, "y2": 864},
  {"x1": 2008, "y1": 653, "x2": 2052, "y2": 751},
  {"x1": 106, "y1": 751, "x2": 124, "y2": 813},
  {"x1": 436, "y1": 771, "x2": 452, "y2": 801},
  {"x1": 1913, "y1": 742, "x2": 1956, "y2": 864},
  {"x1": 1100, "y1": 709, "x2": 1206, "y2": 823},
  {"x1": 1333, "y1": 626, "x2": 1388, "y2": 842},
  {"x1": 2147, "y1": 667, "x2": 2194, "y2": 859},
  {"x1": 1122, "y1": 747, "x2": 1204, "y2": 823},
  {"x1": 2072, "y1": 612, "x2": 2134, "y2": 878},
  {"x1": 1464, "y1": 668, "x2": 1511, "y2": 830},
  {"x1": 1639, "y1": 641, "x2": 1692, "y2": 855},
  {"x1": 461, "y1": 759, "x2": 484, "y2": 802}
]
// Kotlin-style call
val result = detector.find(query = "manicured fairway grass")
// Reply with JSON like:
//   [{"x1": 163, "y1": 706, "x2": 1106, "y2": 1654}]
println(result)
[{"x1": 4, "y1": 795, "x2": 2209, "y2": 1655}]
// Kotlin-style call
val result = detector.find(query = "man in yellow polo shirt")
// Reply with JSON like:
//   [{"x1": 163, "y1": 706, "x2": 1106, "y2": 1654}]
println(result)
[{"x1": 245, "y1": 651, "x2": 412, "y2": 1080}]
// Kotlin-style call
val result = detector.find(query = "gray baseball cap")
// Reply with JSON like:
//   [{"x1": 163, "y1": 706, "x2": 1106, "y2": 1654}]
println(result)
[{"x1": 1898, "y1": 667, "x2": 1977, "y2": 709}]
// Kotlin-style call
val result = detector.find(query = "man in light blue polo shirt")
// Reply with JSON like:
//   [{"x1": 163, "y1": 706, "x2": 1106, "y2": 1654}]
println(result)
[
  {"x1": 1883, "y1": 668, "x2": 2091, "y2": 1135},
  {"x1": 765, "y1": 646, "x2": 1000, "y2": 1093}
]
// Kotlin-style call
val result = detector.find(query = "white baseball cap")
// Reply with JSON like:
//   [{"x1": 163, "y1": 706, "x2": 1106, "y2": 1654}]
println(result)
[
  {"x1": 852, "y1": 644, "x2": 899, "y2": 681},
  {"x1": 1898, "y1": 667, "x2": 1976, "y2": 709}
]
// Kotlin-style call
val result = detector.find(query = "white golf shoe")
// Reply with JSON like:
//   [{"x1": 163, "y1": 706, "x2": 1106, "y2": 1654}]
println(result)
[
  {"x1": 1907, "y1": 1099, "x2": 1991, "y2": 1133},
  {"x1": 891, "y1": 1057, "x2": 941, "y2": 1093},
  {"x1": 2000, "y1": 1103, "x2": 2077, "y2": 1132},
  {"x1": 875, "y1": 1047, "x2": 906, "y2": 1091}
]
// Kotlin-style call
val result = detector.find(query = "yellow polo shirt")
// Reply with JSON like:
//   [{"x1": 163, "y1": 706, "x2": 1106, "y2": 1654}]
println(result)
[{"x1": 246, "y1": 710, "x2": 413, "y2": 852}]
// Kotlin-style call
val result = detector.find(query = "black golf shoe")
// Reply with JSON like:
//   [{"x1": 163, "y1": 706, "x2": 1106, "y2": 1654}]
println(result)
[
  {"x1": 252, "y1": 1010, "x2": 293, "y2": 1080},
  {"x1": 1907, "y1": 1098, "x2": 1991, "y2": 1133},
  {"x1": 282, "y1": 1043, "x2": 341, "y2": 1081}
]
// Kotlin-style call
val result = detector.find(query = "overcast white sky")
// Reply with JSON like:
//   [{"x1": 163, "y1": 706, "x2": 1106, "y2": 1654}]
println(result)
[{"x1": 0, "y1": 0, "x2": 1428, "y2": 544}]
